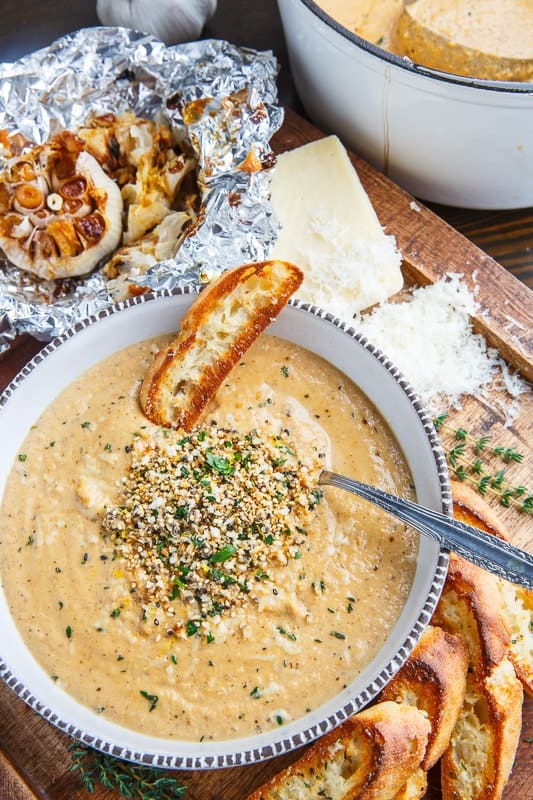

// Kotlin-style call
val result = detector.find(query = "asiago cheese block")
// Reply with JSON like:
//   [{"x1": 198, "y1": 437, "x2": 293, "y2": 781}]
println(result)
[{"x1": 268, "y1": 135, "x2": 403, "y2": 324}]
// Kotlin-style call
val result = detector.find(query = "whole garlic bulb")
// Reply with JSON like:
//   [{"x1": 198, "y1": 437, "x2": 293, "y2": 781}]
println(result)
[{"x1": 96, "y1": 0, "x2": 218, "y2": 45}]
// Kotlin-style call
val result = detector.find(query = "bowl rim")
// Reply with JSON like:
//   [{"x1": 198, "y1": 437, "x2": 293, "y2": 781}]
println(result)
[
  {"x1": 291, "y1": 0, "x2": 533, "y2": 94},
  {"x1": 0, "y1": 287, "x2": 451, "y2": 770}
]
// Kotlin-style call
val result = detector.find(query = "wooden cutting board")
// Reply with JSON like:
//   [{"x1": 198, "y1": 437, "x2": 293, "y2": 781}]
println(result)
[{"x1": 0, "y1": 109, "x2": 531, "y2": 799}]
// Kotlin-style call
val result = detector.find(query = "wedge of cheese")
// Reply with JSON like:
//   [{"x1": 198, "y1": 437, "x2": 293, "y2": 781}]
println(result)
[{"x1": 268, "y1": 136, "x2": 403, "y2": 324}]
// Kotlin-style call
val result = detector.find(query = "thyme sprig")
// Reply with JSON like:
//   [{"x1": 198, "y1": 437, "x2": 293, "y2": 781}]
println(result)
[
  {"x1": 68, "y1": 742, "x2": 187, "y2": 799},
  {"x1": 433, "y1": 414, "x2": 532, "y2": 514}
]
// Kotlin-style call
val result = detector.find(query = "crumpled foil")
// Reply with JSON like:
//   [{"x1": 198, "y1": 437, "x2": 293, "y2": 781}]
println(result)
[{"x1": 0, "y1": 27, "x2": 283, "y2": 352}]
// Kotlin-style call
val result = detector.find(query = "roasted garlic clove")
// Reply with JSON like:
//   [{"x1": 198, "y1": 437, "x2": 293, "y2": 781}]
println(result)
[{"x1": 0, "y1": 135, "x2": 123, "y2": 280}]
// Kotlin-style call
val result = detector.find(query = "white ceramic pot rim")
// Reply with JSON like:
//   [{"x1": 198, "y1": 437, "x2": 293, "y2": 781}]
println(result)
[
  {"x1": 0, "y1": 288, "x2": 451, "y2": 770},
  {"x1": 296, "y1": 0, "x2": 533, "y2": 94}
]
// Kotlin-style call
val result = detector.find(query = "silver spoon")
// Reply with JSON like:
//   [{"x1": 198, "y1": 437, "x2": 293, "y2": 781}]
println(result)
[{"x1": 319, "y1": 470, "x2": 533, "y2": 589}]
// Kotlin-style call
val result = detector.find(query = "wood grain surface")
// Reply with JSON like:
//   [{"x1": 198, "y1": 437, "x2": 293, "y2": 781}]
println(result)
[{"x1": 1, "y1": 112, "x2": 532, "y2": 800}]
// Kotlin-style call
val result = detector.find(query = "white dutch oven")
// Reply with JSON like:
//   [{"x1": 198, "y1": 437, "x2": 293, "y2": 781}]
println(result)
[{"x1": 277, "y1": 0, "x2": 533, "y2": 209}]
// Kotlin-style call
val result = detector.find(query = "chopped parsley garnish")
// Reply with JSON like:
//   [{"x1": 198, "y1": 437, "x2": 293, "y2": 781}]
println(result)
[
  {"x1": 185, "y1": 620, "x2": 200, "y2": 637},
  {"x1": 209, "y1": 544, "x2": 236, "y2": 564},
  {"x1": 205, "y1": 450, "x2": 235, "y2": 476}
]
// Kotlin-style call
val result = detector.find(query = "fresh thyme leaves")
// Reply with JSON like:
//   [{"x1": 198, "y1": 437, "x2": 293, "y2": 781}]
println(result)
[
  {"x1": 330, "y1": 630, "x2": 346, "y2": 640},
  {"x1": 276, "y1": 625, "x2": 297, "y2": 641},
  {"x1": 68, "y1": 742, "x2": 187, "y2": 798},
  {"x1": 433, "y1": 415, "x2": 532, "y2": 513},
  {"x1": 493, "y1": 446, "x2": 524, "y2": 464},
  {"x1": 140, "y1": 690, "x2": 159, "y2": 711}
]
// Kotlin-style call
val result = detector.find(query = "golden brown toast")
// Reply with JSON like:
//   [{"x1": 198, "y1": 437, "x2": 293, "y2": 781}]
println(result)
[
  {"x1": 451, "y1": 480, "x2": 513, "y2": 543},
  {"x1": 432, "y1": 554, "x2": 524, "y2": 800},
  {"x1": 391, "y1": 767, "x2": 427, "y2": 800},
  {"x1": 451, "y1": 480, "x2": 533, "y2": 696},
  {"x1": 139, "y1": 260, "x2": 303, "y2": 430},
  {"x1": 381, "y1": 625, "x2": 468, "y2": 770},
  {"x1": 245, "y1": 701, "x2": 430, "y2": 800}
]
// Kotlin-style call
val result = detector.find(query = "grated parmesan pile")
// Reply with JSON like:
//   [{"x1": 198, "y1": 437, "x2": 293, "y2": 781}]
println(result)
[{"x1": 354, "y1": 273, "x2": 529, "y2": 422}]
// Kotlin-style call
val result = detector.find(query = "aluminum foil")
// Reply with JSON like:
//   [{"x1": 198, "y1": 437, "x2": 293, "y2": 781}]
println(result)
[{"x1": 0, "y1": 27, "x2": 283, "y2": 352}]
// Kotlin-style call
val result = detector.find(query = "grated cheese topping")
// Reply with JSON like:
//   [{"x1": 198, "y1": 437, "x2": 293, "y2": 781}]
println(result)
[{"x1": 354, "y1": 273, "x2": 529, "y2": 420}]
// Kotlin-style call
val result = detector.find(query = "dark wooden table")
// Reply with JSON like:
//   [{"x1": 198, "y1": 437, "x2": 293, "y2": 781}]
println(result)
[{"x1": 0, "y1": 0, "x2": 532, "y2": 290}]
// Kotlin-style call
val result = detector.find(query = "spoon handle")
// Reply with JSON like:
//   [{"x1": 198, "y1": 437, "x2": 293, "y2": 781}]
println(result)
[{"x1": 319, "y1": 470, "x2": 533, "y2": 589}]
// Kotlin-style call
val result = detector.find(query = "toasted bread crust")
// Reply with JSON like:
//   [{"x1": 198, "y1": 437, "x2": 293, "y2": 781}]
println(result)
[
  {"x1": 432, "y1": 554, "x2": 511, "y2": 674},
  {"x1": 382, "y1": 625, "x2": 468, "y2": 769},
  {"x1": 451, "y1": 480, "x2": 512, "y2": 542},
  {"x1": 439, "y1": 654, "x2": 523, "y2": 800},
  {"x1": 433, "y1": 554, "x2": 523, "y2": 800},
  {"x1": 451, "y1": 481, "x2": 533, "y2": 696},
  {"x1": 392, "y1": 767, "x2": 427, "y2": 800},
  {"x1": 139, "y1": 260, "x2": 303, "y2": 430},
  {"x1": 246, "y1": 701, "x2": 430, "y2": 800}
]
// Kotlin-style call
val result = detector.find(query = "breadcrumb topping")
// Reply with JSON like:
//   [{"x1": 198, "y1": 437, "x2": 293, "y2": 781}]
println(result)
[{"x1": 102, "y1": 423, "x2": 322, "y2": 637}]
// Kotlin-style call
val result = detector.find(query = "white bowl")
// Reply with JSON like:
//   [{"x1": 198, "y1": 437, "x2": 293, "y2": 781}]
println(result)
[
  {"x1": 0, "y1": 289, "x2": 450, "y2": 768},
  {"x1": 277, "y1": 0, "x2": 533, "y2": 209}
]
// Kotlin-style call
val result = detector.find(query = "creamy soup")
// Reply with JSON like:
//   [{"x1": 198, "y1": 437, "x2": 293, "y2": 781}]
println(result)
[
  {"x1": 318, "y1": 0, "x2": 533, "y2": 81},
  {"x1": 0, "y1": 333, "x2": 417, "y2": 741},
  {"x1": 318, "y1": 0, "x2": 404, "y2": 49}
]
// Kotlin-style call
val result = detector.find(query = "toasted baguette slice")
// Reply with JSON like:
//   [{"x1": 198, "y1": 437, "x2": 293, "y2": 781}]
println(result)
[
  {"x1": 246, "y1": 701, "x2": 430, "y2": 800},
  {"x1": 432, "y1": 554, "x2": 511, "y2": 676},
  {"x1": 440, "y1": 656, "x2": 523, "y2": 800},
  {"x1": 451, "y1": 480, "x2": 513, "y2": 543},
  {"x1": 432, "y1": 554, "x2": 523, "y2": 800},
  {"x1": 392, "y1": 767, "x2": 427, "y2": 800},
  {"x1": 381, "y1": 625, "x2": 468, "y2": 769},
  {"x1": 140, "y1": 260, "x2": 303, "y2": 430},
  {"x1": 497, "y1": 579, "x2": 533, "y2": 696},
  {"x1": 451, "y1": 480, "x2": 533, "y2": 695}
]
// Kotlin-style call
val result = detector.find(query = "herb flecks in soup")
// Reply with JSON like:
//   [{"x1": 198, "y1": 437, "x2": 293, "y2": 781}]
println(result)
[
  {"x1": 102, "y1": 426, "x2": 322, "y2": 635},
  {"x1": 0, "y1": 334, "x2": 417, "y2": 741}
]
